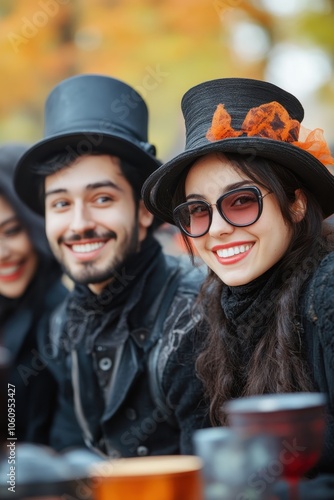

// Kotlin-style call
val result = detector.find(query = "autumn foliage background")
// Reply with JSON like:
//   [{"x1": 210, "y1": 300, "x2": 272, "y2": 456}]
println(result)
[{"x1": 0, "y1": 0, "x2": 334, "y2": 164}]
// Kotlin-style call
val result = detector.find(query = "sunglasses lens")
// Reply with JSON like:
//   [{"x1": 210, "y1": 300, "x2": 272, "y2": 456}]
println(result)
[
  {"x1": 175, "y1": 202, "x2": 210, "y2": 237},
  {"x1": 220, "y1": 189, "x2": 260, "y2": 226},
  {"x1": 174, "y1": 188, "x2": 262, "y2": 237}
]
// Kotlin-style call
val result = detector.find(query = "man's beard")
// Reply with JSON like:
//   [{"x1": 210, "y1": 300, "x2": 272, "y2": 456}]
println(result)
[{"x1": 58, "y1": 225, "x2": 140, "y2": 286}]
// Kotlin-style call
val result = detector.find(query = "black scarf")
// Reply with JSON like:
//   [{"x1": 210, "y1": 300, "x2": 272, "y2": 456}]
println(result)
[
  {"x1": 220, "y1": 262, "x2": 284, "y2": 365},
  {"x1": 63, "y1": 236, "x2": 162, "y2": 353}
]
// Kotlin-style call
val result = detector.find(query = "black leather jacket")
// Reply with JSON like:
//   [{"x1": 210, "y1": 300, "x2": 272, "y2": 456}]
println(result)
[
  {"x1": 303, "y1": 251, "x2": 334, "y2": 474},
  {"x1": 43, "y1": 249, "x2": 210, "y2": 458}
]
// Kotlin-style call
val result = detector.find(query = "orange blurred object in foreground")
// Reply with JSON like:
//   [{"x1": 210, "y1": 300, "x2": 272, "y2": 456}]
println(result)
[{"x1": 91, "y1": 455, "x2": 203, "y2": 500}]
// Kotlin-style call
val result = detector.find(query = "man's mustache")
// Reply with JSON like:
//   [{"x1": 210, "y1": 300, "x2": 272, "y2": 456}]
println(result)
[{"x1": 59, "y1": 229, "x2": 117, "y2": 244}]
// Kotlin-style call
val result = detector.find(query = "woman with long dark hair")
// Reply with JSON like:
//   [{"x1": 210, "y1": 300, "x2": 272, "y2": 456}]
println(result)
[
  {"x1": 0, "y1": 143, "x2": 68, "y2": 443},
  {"x1": 142, "y1": 78, "x2": 334, "y2": 482}
]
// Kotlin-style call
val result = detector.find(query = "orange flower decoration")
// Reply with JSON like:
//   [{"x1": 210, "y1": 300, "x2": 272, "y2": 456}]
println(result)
[
  {"x1": 206, "y1": 101, "x2": 334, "y2": 167},
  {"x1": 292, "y1": 127, "x2": 334, "y2": 166},
  {"x1": 206, "y1": 104, "x2": 242, "y2": 141},
  {"x1": 241, "y1": 101, "x2": 300, "y2": 142}
]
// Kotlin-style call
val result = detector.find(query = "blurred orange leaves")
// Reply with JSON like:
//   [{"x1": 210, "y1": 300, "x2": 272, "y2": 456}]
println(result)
[{"x1": 0, "y1": 0, "x2": 225, "y2": 153}]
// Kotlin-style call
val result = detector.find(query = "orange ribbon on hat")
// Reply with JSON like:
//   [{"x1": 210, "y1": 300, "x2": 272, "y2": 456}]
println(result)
[{"x1": 206, "y1": 101, "x2": 334, "y2": 167}]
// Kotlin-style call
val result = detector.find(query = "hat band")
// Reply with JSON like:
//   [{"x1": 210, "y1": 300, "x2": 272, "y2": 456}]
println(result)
[
  {"x1": 44, "y1": 120, "x2": 156, "y2": 157},
  {"x1": 206, "y1": 101, "x2": 334, "y2": 167}
]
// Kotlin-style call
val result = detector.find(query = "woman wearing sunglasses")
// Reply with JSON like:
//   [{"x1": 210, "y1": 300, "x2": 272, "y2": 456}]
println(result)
[
  {"x1": 0, "y1": 143, "x2": 68, "y2": 443},
  {"x1": 142, "y1": 78, "x2": 334, "y2": 487}
]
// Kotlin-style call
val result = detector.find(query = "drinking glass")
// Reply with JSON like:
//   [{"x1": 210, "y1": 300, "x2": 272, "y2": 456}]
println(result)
[
  {"x1": 193, "y1": 427, "x2": 278, "y2": 499},
  {"x1": 224, "y1": 392, "x2": 327, "y2": 500}
]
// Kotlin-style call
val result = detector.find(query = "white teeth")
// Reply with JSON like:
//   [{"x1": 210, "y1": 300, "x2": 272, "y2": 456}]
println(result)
[
  {"x1": 0, "y1": 265, "x2": 20, "y2": 276},
  {"x1": 71, "y1": 242, "x2": 104, "y2": 253},
  {"x1": 216, "y1": 244, "x2": 252, "y2": 258}
]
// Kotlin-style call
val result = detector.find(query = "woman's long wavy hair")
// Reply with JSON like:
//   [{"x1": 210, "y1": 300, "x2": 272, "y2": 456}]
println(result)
[{"x1": 172, "y1": 152, "x2": 334, "y2": 426}]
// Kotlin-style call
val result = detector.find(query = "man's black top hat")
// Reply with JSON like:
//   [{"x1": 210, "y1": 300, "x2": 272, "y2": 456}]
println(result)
[
  {"x1": 14, "y1": 74, "x2": 161, "y2": 214},
  {"x1": 142, "y1": 78, "x2": 334, "y2": 225}
]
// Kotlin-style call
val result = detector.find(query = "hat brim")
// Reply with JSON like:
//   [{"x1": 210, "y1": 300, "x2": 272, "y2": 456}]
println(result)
[
  {"x1": 142, "y1": 137, "x2": 334, "y2": 224},
  {"x1": 14, "y1": 131, "x2": 161, "y2": 214}
]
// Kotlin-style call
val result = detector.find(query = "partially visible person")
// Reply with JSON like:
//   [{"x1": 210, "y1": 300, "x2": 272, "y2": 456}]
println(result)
[
  {"x1": 142, "y1": 77, "x2": 334, "y2": 496},
  {"x1": 0, "y1": 143, "x2": 68, "y2": 443},
  {"x1": 13, "y1": 75, "x2": 209, "y2": 458}
]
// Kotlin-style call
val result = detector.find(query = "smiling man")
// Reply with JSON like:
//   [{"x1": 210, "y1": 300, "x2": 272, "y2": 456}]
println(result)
[
  {"x1": 44, "y1": 154, "x2": 147, "y2": 291},
  {"x1": 13, "y1": 74, "x2": 208, "y2": 457}
]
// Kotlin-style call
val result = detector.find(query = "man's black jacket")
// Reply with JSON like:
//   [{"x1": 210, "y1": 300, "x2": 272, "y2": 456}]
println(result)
[{"x1": 41, "y1": 243, "x2": 209, "y2": 458}]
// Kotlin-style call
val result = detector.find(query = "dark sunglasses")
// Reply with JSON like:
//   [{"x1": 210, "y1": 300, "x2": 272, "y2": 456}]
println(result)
[{"x1": 173, "y1": 186, "x2": 272, "y2": 238}]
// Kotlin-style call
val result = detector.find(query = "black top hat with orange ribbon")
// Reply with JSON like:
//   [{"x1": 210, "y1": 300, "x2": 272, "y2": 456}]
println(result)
[
  {"x1": 142, "y1": 78, "x2": 334, "y2": 225},
  {"x1": 14, "y1": 74, "x2": 161, "y2": 214}
]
